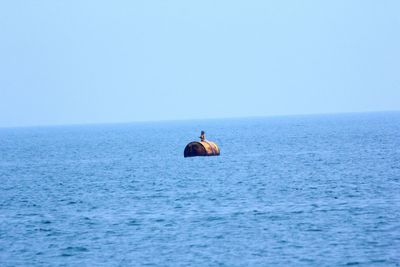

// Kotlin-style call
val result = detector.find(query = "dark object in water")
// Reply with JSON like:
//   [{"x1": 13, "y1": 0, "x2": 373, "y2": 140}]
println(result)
[{"x1": 184, "y1": 141, "x2": 220, "y2": 157}]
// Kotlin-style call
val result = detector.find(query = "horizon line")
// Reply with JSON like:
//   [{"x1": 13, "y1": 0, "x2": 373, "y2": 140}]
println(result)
[{"x1": 0, "y1": 109, "x2": 399, "y2": 129}]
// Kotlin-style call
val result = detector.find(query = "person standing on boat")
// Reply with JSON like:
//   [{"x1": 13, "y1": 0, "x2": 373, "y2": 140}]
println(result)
[{"x1": 199, "y1": 131, "x2": 205, "y2": 142}]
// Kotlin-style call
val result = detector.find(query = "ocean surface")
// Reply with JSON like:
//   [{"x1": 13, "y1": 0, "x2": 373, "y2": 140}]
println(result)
[{"x1": 0, "y1": 112, "x2": 399, "y2": 266}]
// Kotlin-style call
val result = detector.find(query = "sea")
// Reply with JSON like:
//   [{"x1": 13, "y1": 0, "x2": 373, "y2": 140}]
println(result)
[{"x1": 0, "y1": 112, "x2": 399, "y2": 266}]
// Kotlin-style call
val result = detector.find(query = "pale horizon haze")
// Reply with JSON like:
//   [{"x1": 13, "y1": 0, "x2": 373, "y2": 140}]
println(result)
[{"x1": 0, "y1": 1, "x2": 399, "y2": 127}]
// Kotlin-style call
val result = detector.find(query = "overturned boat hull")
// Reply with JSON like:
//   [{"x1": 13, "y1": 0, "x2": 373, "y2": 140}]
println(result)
[{"x1": 184, "y1": 141, "x2": 220, "y2": 157}]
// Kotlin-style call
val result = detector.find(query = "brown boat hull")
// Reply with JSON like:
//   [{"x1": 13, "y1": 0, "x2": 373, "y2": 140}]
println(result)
[{"x1": 184, "y1": 141, "x2": 220, "y2": 157}]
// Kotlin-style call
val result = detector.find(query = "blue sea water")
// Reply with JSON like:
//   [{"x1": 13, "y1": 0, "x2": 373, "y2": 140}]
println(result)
[{"x1": 0, "y1": 112, "x2": 399, "y2": 266}]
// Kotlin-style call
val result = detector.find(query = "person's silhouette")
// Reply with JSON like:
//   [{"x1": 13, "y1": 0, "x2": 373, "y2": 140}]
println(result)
[{"x1": 199, "y1": 131, "x2": 205, "y2": 142}]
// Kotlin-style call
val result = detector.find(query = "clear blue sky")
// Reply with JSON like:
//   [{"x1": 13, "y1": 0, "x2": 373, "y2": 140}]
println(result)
[{"x1": 0, "y1": 1, "x2": 399, "y2": 127}]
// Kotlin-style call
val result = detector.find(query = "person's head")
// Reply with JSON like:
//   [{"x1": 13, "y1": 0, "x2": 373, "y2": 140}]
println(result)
[{"x1": 201, "y1": 131, "x2": 205, "y2": 135}]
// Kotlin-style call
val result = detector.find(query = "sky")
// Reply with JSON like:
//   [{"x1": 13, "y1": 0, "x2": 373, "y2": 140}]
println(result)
[{"x1": 0, "y1": 1, "x2": 399, "y2": 127}]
